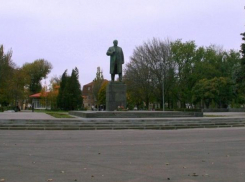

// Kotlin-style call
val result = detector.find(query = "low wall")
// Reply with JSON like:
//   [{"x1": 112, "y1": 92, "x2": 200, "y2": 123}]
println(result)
[
  {"x1": 69, "y1": 111, "x2": 203, "y2": 118},
  {"x1": 203, "y1": 108, "x2": 245, "y2": 112}
]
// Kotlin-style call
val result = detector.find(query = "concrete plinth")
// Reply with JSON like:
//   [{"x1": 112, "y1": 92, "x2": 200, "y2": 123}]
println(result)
[
  {"x1": 106, "y1": 82, "x2": 126, "y2": 111},
  {"x1": 69, "y1": 111, "x2": 203, "y2": 118}
]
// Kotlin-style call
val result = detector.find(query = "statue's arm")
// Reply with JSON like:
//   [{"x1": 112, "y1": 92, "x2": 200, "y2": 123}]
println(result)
[
  {"x1": 106, "y1": 47, "x2": 114, "y2": 56},
  {"x1": 121, "y1": 49, "x2": 124, "y2": 64}
]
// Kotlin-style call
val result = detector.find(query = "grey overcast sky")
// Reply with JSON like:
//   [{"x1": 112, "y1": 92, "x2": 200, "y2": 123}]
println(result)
[{"x1": 1, "y1": 0, "x2": 244, "y2": 88}]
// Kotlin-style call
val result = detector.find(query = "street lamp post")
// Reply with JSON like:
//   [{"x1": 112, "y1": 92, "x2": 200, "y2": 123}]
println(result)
[
  {"x1": 162, "y1": 77, "x2": 164, "y2": 111},
  {"x1": 158, "y1": 61, "x2": 165, "y2": 111},
  {"x1": 162, "y1": 61, "x2": 165, "y2": 111}
]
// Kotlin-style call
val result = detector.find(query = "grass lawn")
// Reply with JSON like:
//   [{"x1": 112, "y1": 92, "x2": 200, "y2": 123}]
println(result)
[
  {"x1": 34, "y1": 109, "x2": 74, "y2": 118},
  {"x1": 204, "y1": 115, "x2": 225, "y2": 117},
  {"x1": 46, "y1": 112, "x2": 74, "y2": 118}
]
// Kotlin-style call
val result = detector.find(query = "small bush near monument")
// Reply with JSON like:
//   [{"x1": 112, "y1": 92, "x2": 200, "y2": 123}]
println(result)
[
  {"x1": 155, "y1": 108, "x2": 202, "y2": 112},
  {"x1": 46, "y1": 112, "x2": 74, "y2": 118}
]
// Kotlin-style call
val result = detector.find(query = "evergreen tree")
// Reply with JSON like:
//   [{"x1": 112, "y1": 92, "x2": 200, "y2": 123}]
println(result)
[
  {"x1": 234, "y1": 32, "x2": 245, "y2": 97},
  {"x1": 57, "y1": 70, "x2": 68, "y2": 109},
  {"x1": 239, "y1": 32, "x2": 245, "y2": 84},
  {"x1": 241, "y1": 32, "x2": 245, "y2": 66},
  {"x1": 68, "y1": 67, "x2": 82, "y2": 110},
  {"x1": 57, "y1": 68, "x2": 82, "y2": 110}
]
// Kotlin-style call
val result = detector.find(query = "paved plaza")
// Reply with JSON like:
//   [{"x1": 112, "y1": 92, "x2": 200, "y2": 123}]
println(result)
[
  {"x1": 0, "y1": 128, "x2": 245, "y2": 182},
  {"x1": 1, "y1": 110, "x2": 245, "y2": 120},
  {"x1": 0, "y1": 111, "x2": 56, "y2": 120}
]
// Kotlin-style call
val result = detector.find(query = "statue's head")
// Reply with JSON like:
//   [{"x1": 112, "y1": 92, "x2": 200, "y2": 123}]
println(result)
[{"x1": 113, "y1": 40, "x2": 118, "y2": 46}]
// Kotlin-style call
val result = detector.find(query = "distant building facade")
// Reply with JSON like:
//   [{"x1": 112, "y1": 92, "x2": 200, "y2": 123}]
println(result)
[
  {"x1": 82, "y1": 79, "x2": 108, "y2": 110},
  {"x1": 82, "y1": 82, "x2": 94, "y2": 109}
]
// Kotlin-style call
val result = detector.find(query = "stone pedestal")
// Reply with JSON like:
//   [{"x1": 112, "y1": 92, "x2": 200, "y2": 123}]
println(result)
[{"x1": 106, "y1": 82, "x2": 126, "y2": 111}]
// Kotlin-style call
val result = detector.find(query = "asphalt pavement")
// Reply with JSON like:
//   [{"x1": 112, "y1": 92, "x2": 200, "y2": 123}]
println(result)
[
  {"x1": 0, "y1": 128, "x2": 245, "y2": 182},
  {"x1": 0, "y1": 111, "x2": 55, "y2": 120}
]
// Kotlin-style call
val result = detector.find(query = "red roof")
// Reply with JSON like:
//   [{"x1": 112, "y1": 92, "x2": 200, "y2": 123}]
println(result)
[
  {"x1": 29, "y1": 93, "x2": 41, "y2": 98},
  {"x1": 84, "y1": 81, "x2": 93, "y2": 86},
  {"x1": 29, "y1": 92, "x2": 49, "y2": 98}
]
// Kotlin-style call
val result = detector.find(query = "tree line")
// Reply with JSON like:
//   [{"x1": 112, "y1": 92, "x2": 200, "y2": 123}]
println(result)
[
  {"x1": 0, "y1": 45, "x2": 83, "y2": 111},
  {"x1": 0, "y1": 45, "x2": 52, "y2": 108},
  {"x1": 1, "y1": 32, "x2": 244, "y2": 111},
  {"x1": 124, "y1": 35, "x2": 245, "y2": 110}
]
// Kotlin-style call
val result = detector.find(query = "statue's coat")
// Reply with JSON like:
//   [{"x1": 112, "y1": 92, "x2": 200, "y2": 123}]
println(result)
[{"x1": 106, "y1": 46, "x2": 124, "y2": 74}]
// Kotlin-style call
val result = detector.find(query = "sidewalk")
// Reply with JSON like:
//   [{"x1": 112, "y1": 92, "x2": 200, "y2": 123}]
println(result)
[
  {"x1": 204, "y1": 112, "x2": 245, "y2": 118},
  {"x1": 0, "y1": 111, "x2": 55, "y2": 120}
]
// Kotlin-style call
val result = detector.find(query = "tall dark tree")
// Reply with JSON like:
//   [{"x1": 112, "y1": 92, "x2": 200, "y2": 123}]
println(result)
[
  {"x1": 232, "y1": 32, "x2": 245, "y2": 104},
  {"x1": 234, "y1": 33, "x2": 245, "y2": 83},
  {"x1": 57, "y1": 70, "x2": 68, "y2": 109},
  {"x1": 240, "y1": 32, "x2": 245, "y2": 66},
  {"x1": 57, "y1": 68, "x2": 82, "y2": 110},
  {"x1": 0, "y1": 45, "x2": 15, "y2": 105},
  {"x1": 67, "y1": 67, "x2": 82, "y2": 110},
  {"x1": 237, "y1": 32, "x2": 245, "y2": 84}
]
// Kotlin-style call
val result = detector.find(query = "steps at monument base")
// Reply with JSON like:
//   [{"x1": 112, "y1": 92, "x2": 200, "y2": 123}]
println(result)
[
  {"x1": 69, "y1": 111, "x2": 203, "y2": 118},
  {"x1": 0, "y1": 118, "x2": 245, "y2": 130}
]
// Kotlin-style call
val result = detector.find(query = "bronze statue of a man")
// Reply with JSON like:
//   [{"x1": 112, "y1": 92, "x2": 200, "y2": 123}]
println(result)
[{"x1": 106, "y1": 40, "x2": 124, "y2": 82}]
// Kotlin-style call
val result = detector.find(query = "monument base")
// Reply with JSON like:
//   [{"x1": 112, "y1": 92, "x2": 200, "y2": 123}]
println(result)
[
  {"x1": 69, "y1": 111, "x2": 203, "y2": 118},
  {"x1": 106, "y1": 82, "x2": 126, "y2": 111}
]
